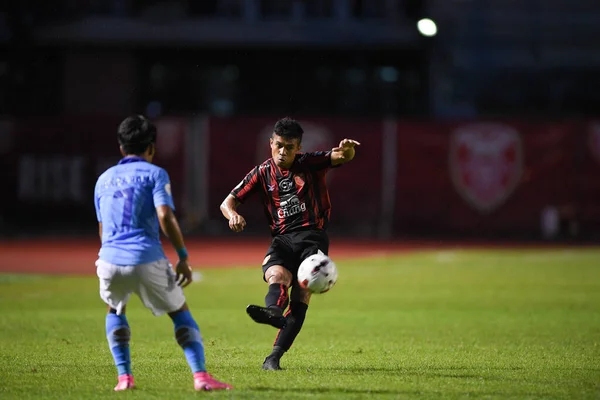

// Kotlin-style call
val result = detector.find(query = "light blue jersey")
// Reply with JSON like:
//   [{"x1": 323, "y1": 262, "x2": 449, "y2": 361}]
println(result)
[{"x1": 94, "y1": 156, "x2": 175, "y2": 266}]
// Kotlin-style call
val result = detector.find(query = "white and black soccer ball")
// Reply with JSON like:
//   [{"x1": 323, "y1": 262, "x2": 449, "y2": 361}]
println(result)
[{"x1": 297, "y1": 253, "x2": 338, "y2": 294}]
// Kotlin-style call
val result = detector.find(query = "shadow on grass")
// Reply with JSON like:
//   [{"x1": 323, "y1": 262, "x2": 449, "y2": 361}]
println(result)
[
  {"x1": 262, "y1": 364, "x2": 597, "y2": 394},
  {"x1": 250, "y1": 386, "x2": 549, "y2": 398},
  {"x1": 306, "y1": 366, "x2": 404, "y2": 373},
  {"x1": 305, "y1": 365, "x2": 527, "y2": 374},
  {"x1": 250, "y1": 386, "x2": 408, "y2": 396},
  {"x1": 292, "y1": 365, "x2": 531, "y2": 383}
]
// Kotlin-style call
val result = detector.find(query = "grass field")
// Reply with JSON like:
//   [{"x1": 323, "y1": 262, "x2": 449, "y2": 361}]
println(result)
[{"x1": 1, "y1": 248, "x2": 599, "y2": 399}]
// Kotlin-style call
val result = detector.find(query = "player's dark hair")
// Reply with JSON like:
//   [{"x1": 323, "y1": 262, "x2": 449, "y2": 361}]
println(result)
[
  {"x1": 117, "y1": 115, "x2": 157, "y2": 155},
  {"x1": 273, "y1": 117, "x2": 304, "y2": 143}
]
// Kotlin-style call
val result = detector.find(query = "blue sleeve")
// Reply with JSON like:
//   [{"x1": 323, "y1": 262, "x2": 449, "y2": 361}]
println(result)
[
  {"x1": 153, "y1": 168, "x2": 176, "y2": 210},
  {"x1": 94, "y1": 181, "x2": 102, "y2": 222}
]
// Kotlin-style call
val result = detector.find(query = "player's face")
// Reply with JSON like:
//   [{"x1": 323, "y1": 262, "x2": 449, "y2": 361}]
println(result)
[{"x1": 270, "y1": 134, "x2": 301, "y2": 169}]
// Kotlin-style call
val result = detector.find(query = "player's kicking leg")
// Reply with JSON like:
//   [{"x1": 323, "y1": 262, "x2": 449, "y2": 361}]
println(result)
[
  {"x1": 262, "y1": 284, "x2": 310, "y2": 370},
  {"x1": 246, "y1": 265, "x2": 291, "y2": 329}
]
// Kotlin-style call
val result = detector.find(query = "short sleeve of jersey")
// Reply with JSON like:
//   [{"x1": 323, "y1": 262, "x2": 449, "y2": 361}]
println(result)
[
  {"x1": 231, "y1": 166, "x2": 260, "y2": 203},
  {"x1": 94, "y1": 180, "x2": 102, "y2": 222},
  {"x1": 153, "y1": 168, "x2": 176, "y2": 210},
  {"x1": 297, "y1": 151, "x2": 337, "y2": 171}
]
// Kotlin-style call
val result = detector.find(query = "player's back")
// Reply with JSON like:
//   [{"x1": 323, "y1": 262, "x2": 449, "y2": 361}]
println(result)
[{"x1": 95, "y1": 157, "x2": 173, "y2": 266}]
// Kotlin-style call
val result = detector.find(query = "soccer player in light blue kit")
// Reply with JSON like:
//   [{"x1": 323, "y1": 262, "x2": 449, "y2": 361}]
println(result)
[{"x1": 94, "y1": 115, "x2": 232, "y2": 392}]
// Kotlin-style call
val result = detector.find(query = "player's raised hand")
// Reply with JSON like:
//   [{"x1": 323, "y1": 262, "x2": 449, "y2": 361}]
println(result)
[
  {"x1": 331, "y1": 139, "x2": 360, "y2": 165},
  {"x1": 229, "y1": 213, "x2": 247, "y2": 233},
  {"x1": 333, "y1": 139, "x2": 361, "y2": 151},
  {"x1": 175, "y1": 259, "x2": 193, "y2": 288}
]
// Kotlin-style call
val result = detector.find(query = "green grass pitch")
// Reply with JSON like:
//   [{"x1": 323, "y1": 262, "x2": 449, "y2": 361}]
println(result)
[{"x1": 1, "y1": 248, "x2": 599, "y2": 399}]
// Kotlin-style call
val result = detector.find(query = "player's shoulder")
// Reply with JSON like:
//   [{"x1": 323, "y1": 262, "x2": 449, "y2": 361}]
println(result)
[
  {"x1": 142, "y1": 164, "x2": 171, "y2": 186},
  {"x1": 96, "y1": 165, "x2": 117, "y2": 185},
  {"x1": 122, "y1": 161, "x2": 168, "y2": 179},
  {"x1": 146, "y1": 162, "x2": 168, "y2": 175},
  {"x1": 95, "y1": 165, "x2": 122, "y2": 195},
  {"x1": 257, "y1": 158, "x2": 273, "y2": 172}
]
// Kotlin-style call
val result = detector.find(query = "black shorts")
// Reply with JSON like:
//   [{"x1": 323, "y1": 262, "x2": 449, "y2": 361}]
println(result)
[{"x1": 261, "y1": 229, "x2": 330, "y2": 282}]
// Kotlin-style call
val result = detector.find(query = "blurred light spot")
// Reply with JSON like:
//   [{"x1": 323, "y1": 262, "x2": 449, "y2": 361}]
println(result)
[{"x1": 417, "y1": 18, "x2": 437, "y2": 37}]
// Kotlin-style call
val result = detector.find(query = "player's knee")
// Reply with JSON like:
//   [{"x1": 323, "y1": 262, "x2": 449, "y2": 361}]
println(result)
[
  {"x1": 109, "y1": 327, "x2": 131, "y2": 345},
  {"x1": 175, "y1": 327, "x2": 191, "y2": 346},
  {"x1": 299, "y1": 293, "x2": 311, "y2": 305},
  {"x1": 265, "y1": 265, "x2": 292, "y2": 286}
]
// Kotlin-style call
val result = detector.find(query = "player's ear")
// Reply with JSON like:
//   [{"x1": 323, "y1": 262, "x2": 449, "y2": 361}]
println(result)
[
  {"x1": 119, "y1": 145, "x2": 126, "y2": 157},
  {"x1": 148, "y1": 143, "x2": 156, "y2": 157}
]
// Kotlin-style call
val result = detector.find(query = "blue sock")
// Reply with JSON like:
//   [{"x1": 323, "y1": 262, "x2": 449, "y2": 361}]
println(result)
[
  {"x1": 171, "y1": 310, "x2": 206, "y2": 373},
  {"x1": 106, "y1": 313, "x2": 132, "y2": 376}
]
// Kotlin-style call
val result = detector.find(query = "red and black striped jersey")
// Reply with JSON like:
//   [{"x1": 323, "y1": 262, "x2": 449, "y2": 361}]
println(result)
[{"x1": 231, "y1": 152, "x2": 338, "y2": 236}]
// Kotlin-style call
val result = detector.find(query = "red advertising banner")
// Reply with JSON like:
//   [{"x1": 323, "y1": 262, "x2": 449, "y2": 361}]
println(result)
[
  {"x1": 394, "y1": 121, "x2": 584, "y2": 236},
  {"x1": 581, "y1": 121, "x2": 600, "y2": 231},
  {"x1": 206, "y1": 117, "x2": 383, "y2": 236},
  {"x1": 1, "y1": 115, "x2": 598, "y2": 239}
]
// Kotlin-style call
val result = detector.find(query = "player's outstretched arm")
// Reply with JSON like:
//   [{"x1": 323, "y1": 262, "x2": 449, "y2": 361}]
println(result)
[
  {"x1": 156, "y1": 205, "x2": 192, "y2": 287},
  {"x1": 331, "y1": 139, "x2": 361, "y2": 166},
  {"x1": 220, "y1": 194, "x2": 247, "y2": 233}
]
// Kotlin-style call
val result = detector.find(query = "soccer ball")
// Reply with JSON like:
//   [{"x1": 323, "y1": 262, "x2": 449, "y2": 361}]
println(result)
[{"x1": 297, "y1": 253, "x2": 338, "y2": 294}]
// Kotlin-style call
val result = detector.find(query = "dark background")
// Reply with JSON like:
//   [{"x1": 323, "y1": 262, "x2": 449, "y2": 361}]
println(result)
[{"x1": 0, "y1": 0, "x2": 598, "y2": 241}]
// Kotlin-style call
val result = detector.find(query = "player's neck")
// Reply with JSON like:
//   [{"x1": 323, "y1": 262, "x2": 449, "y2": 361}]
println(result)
[
  {"x1": 272, "y1": 159, "x2": 292, "y2": 173},
  {"x1": 123, "y1": 154, "x2": 152, "y2": 163}
]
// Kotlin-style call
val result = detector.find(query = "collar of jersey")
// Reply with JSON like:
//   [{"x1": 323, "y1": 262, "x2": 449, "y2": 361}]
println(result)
[{"x1": 118, "y1": 156, "x2": 148, "y2": 165}]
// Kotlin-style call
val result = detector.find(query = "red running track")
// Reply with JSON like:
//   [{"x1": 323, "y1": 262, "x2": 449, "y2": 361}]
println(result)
[
  {"x1": 0, "y1": 238, "x2": 411, "y2": 275},
  {"x1": 1, "y1": 237, "x2": 592, "y2": 275}
]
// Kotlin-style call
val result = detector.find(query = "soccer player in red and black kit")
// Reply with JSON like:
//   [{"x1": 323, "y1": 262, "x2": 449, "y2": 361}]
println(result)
[{"x1": 220, "y1": 117, "x2": 360, "y2": 370}]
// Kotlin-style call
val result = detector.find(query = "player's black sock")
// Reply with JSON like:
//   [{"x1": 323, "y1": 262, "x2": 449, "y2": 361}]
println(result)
[
  {"x1": 273, "y1": 301, "x2": 308, "y2": 351},
  {"x1": 269, "y1": 345, "x2": 285, "y2": 358},
  {"x1": 265, "y1": 283, "x2": 289, "y2": 311}
]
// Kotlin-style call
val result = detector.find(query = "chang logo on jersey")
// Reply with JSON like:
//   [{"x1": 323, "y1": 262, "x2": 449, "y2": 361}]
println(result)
[{"x1": 277, "y1": 195, "x2": 306, "y2": 219}]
